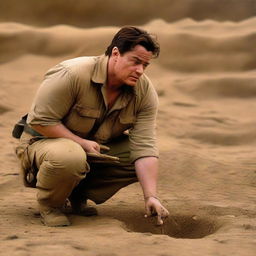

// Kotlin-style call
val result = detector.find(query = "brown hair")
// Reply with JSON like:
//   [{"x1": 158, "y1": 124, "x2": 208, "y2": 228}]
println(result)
[{"x1": 105, "y1": 26, "x2": 160, "y2": 58}]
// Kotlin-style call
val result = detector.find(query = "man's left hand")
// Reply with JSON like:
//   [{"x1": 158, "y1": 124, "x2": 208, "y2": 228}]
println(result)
[{"x1": 144, "y1": 196, "x2": 169, "y2": 225}]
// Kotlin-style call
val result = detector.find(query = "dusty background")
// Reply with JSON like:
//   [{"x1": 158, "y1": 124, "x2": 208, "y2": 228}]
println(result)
[{"x1": 0, "y1": 1, "x2": 255, "y2": 255}]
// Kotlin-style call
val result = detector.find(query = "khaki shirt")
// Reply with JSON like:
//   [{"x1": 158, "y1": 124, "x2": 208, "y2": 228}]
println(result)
[{"x1": 27, "y1": 55, "x2": 159, "y2": 162}]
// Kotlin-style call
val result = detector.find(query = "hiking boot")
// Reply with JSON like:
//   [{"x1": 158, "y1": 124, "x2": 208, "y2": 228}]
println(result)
[
  {"x1": 69, "y1": 198, "x2": 98, "y2": 216},
  {"x1": 39, "y1": 206, "x2": 71, "y2": 227}
]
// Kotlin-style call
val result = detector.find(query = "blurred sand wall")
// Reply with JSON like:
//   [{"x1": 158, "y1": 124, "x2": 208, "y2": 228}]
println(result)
[{"x1": 1, "y1": 0, "x2": 256, "y2": 27}]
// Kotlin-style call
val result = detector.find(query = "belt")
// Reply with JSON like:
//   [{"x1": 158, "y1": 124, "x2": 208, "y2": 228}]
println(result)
[{"x1": 24, "y1": 124, "x2": 42, "y2": 137}]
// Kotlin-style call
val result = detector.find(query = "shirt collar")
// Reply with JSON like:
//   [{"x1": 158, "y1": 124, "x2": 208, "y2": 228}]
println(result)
[{"x1": 91, "y1": 54, "x2": 109, "y2": 84}]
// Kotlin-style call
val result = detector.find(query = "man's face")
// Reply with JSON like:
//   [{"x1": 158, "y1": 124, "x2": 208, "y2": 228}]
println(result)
[{"x1": 111, "y1": 45, "x2": 153, "y2": 86}]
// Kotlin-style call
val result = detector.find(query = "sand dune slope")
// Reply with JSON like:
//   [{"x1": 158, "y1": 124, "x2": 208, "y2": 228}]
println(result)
[{"x1": 1, "y1": 0, "x2": 256, "y2": 26}]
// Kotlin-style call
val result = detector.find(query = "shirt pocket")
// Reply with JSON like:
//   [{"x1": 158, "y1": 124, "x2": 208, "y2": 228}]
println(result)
[
  {"x1": 119, "y1": 115, "x2": 136, "y2": 126},
  {"x1": 64, "y1": 104, "x2": 100, "y2": 135},
  {"x1": 112, "y1": 114, "x2": 136, "y2": 137}
]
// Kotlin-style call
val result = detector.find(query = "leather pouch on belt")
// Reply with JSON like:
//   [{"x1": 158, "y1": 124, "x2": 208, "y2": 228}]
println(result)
[{"x1": 12, "y1": 114, "x2": 28, "y2": 139}]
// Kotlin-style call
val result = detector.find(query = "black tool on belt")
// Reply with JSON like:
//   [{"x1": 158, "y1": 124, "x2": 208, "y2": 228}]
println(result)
[{"x1": 12, "y1": 114, "x2": 41, "y2": 138}]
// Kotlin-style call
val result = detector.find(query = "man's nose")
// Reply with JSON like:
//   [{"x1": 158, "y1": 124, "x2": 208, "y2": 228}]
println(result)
[{"x1": 135, "y1": 64, "x2": 144, "y2": 75}]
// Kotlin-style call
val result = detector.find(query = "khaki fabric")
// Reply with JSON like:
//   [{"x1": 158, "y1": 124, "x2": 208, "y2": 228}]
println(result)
[
  {"x1": 27, "y1": 55, "x2": 159, "y2": 162},
  {"x1": 70, "y1": 135, "x2": 138, "y2": 204},
  {"x1": 17, "y1": 132, "x2": 137, "y2": 205},
  {"x1": 17, "y1": 133, "x2": 89, "y2": 207}
]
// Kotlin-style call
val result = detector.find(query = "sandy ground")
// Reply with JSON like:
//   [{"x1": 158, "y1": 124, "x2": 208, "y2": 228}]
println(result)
[{"x1": 0, "y1": 1, "x2": 256, "y2": 255}]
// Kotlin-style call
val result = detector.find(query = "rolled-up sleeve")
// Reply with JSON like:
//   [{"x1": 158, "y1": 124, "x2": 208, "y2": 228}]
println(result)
[
  {"x1": 129, "y1": 80, "x2": 159, "y2": 163},
  {"x1": 27, "y1": 64, "x2": 77, "y2": 127}
]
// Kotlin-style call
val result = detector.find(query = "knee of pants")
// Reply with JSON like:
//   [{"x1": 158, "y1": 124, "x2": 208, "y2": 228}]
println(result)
[{"x1": 41, "y1": 138, "x2": 89, "y2": 178}]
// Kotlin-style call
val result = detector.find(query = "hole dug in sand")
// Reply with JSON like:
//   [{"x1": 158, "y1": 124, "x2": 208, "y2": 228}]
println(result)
[{"x1": 123, "y1": 214, "x2": 220, "y2": 239}]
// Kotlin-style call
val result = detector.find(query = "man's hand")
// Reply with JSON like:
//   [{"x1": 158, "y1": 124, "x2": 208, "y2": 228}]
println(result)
[
  {"x1": 144, "y1": 196, "x2": 169, "y2": 225},
  {"x1": 31, "y1": 123, "x2": 101, "y2": 154},
  {"x1": 80, "y1": 139, "x2": 101, "y2": 153},
  {"x1": 31, "y1": 123, "x2": 105, "y2": 154}
]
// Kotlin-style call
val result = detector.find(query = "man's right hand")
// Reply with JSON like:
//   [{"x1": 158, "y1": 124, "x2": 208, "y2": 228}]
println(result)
[
  {"x1": 32, "y1": 123, "x2": 101, "y2": 154},
  {"x1": 80, "y1": 139, "x2": 101, "y2": 153}
]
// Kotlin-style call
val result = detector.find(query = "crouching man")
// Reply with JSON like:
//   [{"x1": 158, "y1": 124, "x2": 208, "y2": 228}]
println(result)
[{"x1": 15, "y1": 26, "x2": 169, "y2": 226}]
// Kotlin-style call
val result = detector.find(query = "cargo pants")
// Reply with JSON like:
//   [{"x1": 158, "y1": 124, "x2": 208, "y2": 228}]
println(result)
[{"x1": 17, "y1": 132, "x2": 138, "y2": 208}]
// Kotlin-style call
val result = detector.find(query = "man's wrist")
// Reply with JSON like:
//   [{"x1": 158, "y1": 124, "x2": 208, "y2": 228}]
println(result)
[{"x1": 144, "y1": 195, "x2": 160, "y2": 201}]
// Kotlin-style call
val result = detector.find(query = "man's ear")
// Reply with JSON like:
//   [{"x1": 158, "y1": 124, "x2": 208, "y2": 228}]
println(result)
[{"x1": 112, "y1": 47, "x2": 119, "y2": 57}]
